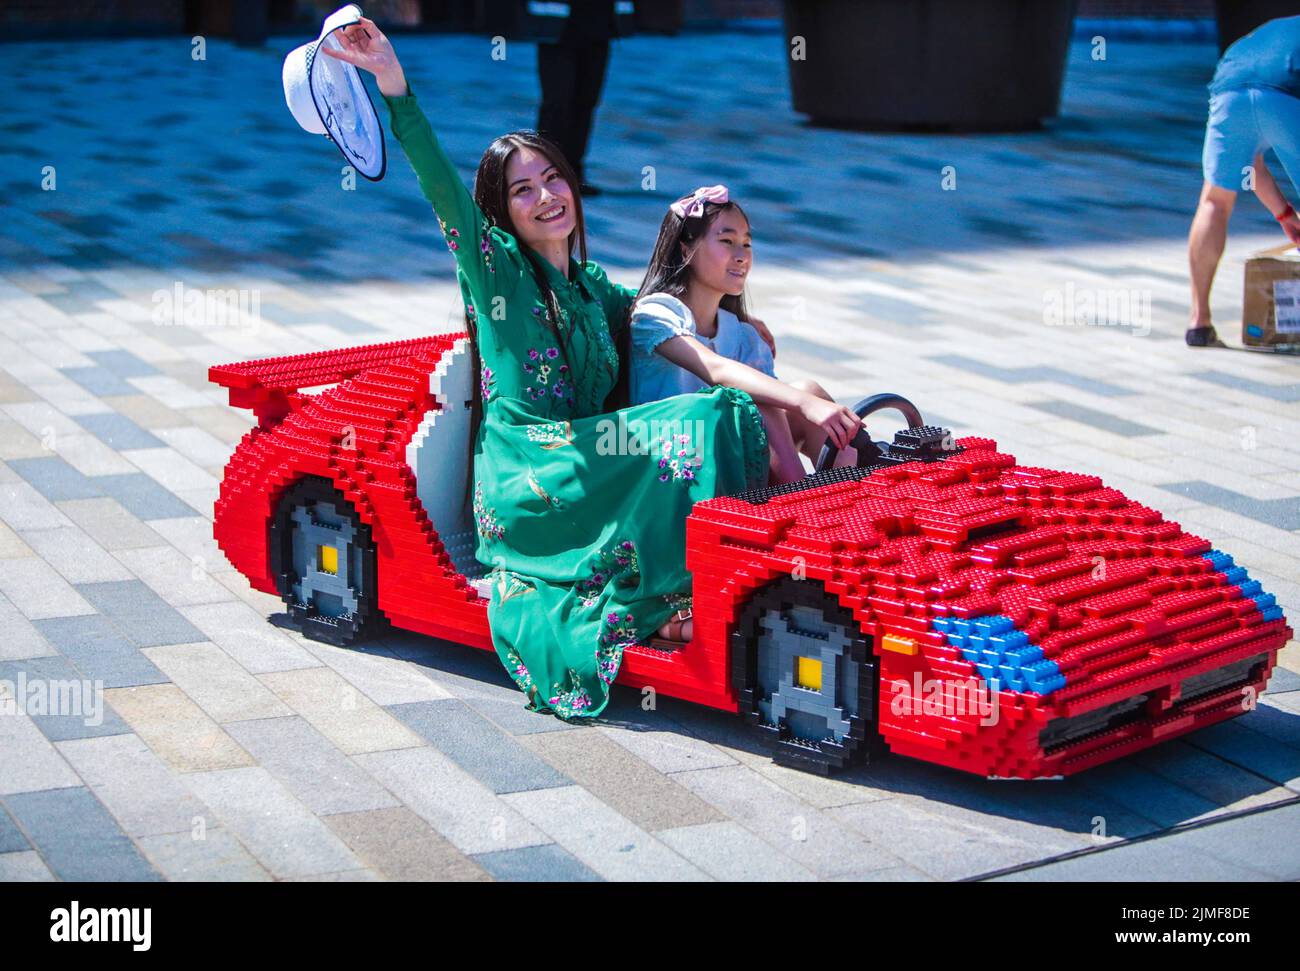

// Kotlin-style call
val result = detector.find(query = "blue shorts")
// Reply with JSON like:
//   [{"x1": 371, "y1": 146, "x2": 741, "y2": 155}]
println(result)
[{"x1": 1202, "y1": 86, "x2": 1300, "y2": 191}]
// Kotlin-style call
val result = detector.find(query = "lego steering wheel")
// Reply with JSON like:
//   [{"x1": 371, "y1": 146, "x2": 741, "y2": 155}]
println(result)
[{"x1": 814, "y1": 393, "x2": 925, "y2": 473}]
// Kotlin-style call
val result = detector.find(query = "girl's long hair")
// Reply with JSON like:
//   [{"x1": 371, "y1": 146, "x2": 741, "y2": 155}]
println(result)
[
  {"x1": 606, "y1": 200, "x2": 751, "y2": 412},
  {"x1": 462, "y1": 130, "x2": 586, "y2": 485}
]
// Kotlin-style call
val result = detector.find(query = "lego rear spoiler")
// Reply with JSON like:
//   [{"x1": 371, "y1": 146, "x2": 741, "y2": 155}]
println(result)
[{"x1": 209, "y1": 336, "x2": 455, "y2": 428}]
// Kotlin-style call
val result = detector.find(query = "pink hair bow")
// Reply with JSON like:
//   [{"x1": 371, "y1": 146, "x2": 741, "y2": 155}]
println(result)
[{"x1": 670, "y1": 184, "x2": 729, "y2": 219}]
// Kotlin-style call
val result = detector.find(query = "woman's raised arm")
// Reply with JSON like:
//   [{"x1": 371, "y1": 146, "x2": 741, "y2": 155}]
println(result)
[{"x1": 325, "y1": 17, "x2": 518, "y2": 298}]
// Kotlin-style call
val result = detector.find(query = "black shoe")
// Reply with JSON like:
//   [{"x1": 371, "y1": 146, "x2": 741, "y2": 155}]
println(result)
[
  {"x1": 579, "y1": 182, "x2": 603, "y2": 197},
  {"x1": 1185, "y1": 326, "x2": 1226, "y2": 348}
]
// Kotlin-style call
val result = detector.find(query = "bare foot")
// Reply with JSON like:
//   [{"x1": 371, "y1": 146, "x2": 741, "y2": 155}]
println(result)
[
  {"x1": 831, "y1": 445, "x2": 859, "y2": 468},
  {"x1": 657, "y1": 613, "x2": 692, "y2": 642}
]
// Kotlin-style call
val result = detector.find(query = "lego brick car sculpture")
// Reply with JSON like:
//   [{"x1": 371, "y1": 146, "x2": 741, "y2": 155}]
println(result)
[{"x1": 211, "y1": 335, "x2": 1292, "y2": 778}]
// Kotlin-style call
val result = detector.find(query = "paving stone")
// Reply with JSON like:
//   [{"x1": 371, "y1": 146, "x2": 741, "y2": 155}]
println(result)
[
  {"x1": 518, "y1": 726, "x2": 722, "y2": 831},
  {"x1": 113, "y1": 544, "x2": 234, "y2": 607},
  {"x1": 34, "y1": 614, "x2": 168, "y2": 688},
  {"x1": 258, "y1": 666, "x2": 422, "y2": 754},
  {"x1": 180, "y1": 601, "x2": 319, "y2": 674},
  {"x1": 1025, "y1": 399, "x2": 1162, "y2": 437},
  {"x1": 87, "y1": 348, "x2": 160, "y2": 379},
  {"x1": 301, "y1": 640, "x2": 453, "y2": 707},
  {"x1": 0, "y1": 850, "x2": 56, "y2": 881},
  {"x1": 672, "y1": 763, "x2": 904, "y2": 879},
  {"x1": 0, "y1": 593, "x2": 54, "y2": 660},
  {"x1": 7, "y1": 454, "x2": 104, "y2": 501},
  {"x1": 104, "y1": 684, "x2": 254, "y2": 773},
  {"x1": 18, "y1": 524, "x2": 135, "y2": 584},
  {"x1": 0, "y1": 481, "x2": 73, "y2": 530},
  {"x1": 353, "y1": 746, "x2": 550, "y2": 855},
  {"x1": 181, "y1": 766, "x2": 361, "y2": 879},
  {"x1": 596, "y1": 719, "x2": 738, "y2": 774},
  {"x1": 55, "y1": 495, "x2": 162, "y2": 550},
  {"x1": 142, "y1": 641, "x2": 290, "y2": 723},
  {"x1": 75, "y1": 411, "x2": 164, "y2": 450},
  {"x1": 388, "y1": 699, "x2": 571, "y2": 794},
  {"x1": 55, "y1": 733, "x2": 211, "y2": 837},
  {"x1": 471, "y1": 842, "x2": 600, "y2": 882},
  {"x1": 95, "y1": 472, "x2": 198, "y2": 520},
  {"x1": 0, "y1": 556, "x2": 94, "y2": 619},
  {"x1": 3, "y1": 786, "x2": 161, "y2": 880},
  {"x1": 0, "y1": 804, "x2": 28, "y2": 854},
  {"x1": 655, "y1": 820, "x2": 818, "y2": 881},
  {"x1": 1159, "y1": 481, "x2": 1300, "y2": 531},
  {"x1": 0, "y1": 703, "x2": 82, "y2": 795},
  {"x1": 136, "y1": 827, "x2": 271, "y2": 881},
  {"x1": 74, "y1": 579, "x2": 206, "y2": 647},
  {"x1": 324, "y1": 806, "x2": 493, "y2": 881},
  {"x1": 501, "y1": 785, "x2": 709, "y2": 881},
  {"x1": 0, "y1": 655, "x2": 126, "y2": 742},
  {"x1": 1132, "y1": 741, "x2": 1295, "y2": 811},
  {"x1": 1185, "y1": 719, "x2": 1300, "y2": 791},
  {"x1": 224, "y1": 716, "x2": 402, "y2": 816}
]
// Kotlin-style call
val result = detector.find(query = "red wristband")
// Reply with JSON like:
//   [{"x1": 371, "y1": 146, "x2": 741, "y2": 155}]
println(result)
[{"x1": 1275, "y1": 204, "x2": 1295, "y2": 222}]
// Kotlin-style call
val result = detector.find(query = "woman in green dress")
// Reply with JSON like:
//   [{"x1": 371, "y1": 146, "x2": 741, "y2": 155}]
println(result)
[{"x1": 325, "y1": 18, "x2": 770, "y2": 720}]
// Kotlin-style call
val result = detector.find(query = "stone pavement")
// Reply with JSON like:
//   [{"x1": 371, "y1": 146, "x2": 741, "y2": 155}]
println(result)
[{"x1": 0, "y1": 28, "x2": 1298, "y2": 882}]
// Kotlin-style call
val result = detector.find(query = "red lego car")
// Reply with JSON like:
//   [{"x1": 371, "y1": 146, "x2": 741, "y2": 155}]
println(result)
[{"x1": 211, "y1": 335, "x2": 1292, "y2": 779}]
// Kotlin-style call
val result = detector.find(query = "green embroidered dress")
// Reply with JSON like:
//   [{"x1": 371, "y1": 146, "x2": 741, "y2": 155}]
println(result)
[{"x1": 386, "y1": 89, "x2": 769, "y2": 719}]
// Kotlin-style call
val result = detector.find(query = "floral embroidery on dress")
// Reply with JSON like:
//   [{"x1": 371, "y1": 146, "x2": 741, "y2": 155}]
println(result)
[
  {"x1": 526, "y1": 469, "x2": 563, "y2": 510},
  {"x1": 436, "y1": 215, "x2": 460, "y2": 252},
  {"x1": 663, "y1": 591, "x2": 692, "y2": 613},
  {"x1": 522, "y1": 346, "x2": 571, "y2": 404},
  {"x1": 502, "y1": 643, "x2": 534, "y2": 693},
  {"x1": 480, "y1": 363, "x2": 493, "y2": 402},
  {"x1": 480, "y1": 222, "x2": 495, "y2": 273},
  {"x1": 547, "y1": 669, "x2": 593, "y2": 717},
  {"x1": 493, "y1": 569, "x2": 535, "y2": 605},
  {"x1": 574, "y1": 540, "x2": 640, "y2": 609},
  {"x1": 525, "y1": 419, "x2": 574, "y2": 448},
  {"x1": 473, "y1": 480, "x2": 505, "y2": 541},
  {"x1": 656, "y1": 432, "x2": 704, "y2": 483},
  {"x1": 596, "y1": 609, "x2": 640, "y2": 684}
]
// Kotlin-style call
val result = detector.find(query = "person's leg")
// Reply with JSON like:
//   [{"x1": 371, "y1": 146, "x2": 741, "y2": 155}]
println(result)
[
  {"x1": 784, "y1": 378, "x2": 858, "y2": 467},
  {"x1": 1190, "y1": 89, "x2": 1256, "y2": 343},
  {"x1": 536, "y1": 42, "x2": 579, "y2": 170},
  {"x1": 568, "y1": 39, "x2": 611, "y2": 185},
  {"x1": 1188, "y1": 181, "x2": 1237, "y2": 334},
  {"x1": 1253, "y1": 89, "x2": 1300, "y2": 208},
  {"x1": 757, "y1": 402, "x2": 805, "y2": 485}
]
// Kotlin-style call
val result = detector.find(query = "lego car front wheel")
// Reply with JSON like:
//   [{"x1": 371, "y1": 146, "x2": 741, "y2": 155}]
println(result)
[
  {"x1": 270, "y1": 476, "x2": 381, "y2": 647},
  {"x1": 730, "y1": 576, "x2": 884, "y2": 775}
]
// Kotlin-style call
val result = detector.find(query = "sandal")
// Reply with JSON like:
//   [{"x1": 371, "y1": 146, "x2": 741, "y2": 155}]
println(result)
[
  {"x1": 1185, "y1": 326, "x2": 1226, "y2": 348},
  {"x1": 658, "y1": 608, "x2": 692, "y2": 643}
]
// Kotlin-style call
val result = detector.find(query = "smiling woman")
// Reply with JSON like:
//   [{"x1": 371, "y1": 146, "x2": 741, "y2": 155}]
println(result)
[{"x1": 321, "y1": 16, "x2": 770, "y2": 722}]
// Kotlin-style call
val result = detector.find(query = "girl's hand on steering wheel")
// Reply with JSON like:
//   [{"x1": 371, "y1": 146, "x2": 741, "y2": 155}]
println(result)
[
  {"x1": 798, "y1": 396, "x2": 862, "y2": 450},
  {"x1": 322, "y1": 15, "x2": 408, "y2": 97}
]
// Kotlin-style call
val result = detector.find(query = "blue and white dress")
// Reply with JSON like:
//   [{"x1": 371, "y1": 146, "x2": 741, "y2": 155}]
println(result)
[{"x1": 629, "y1": 292, "x2": 777, "y2": 405}]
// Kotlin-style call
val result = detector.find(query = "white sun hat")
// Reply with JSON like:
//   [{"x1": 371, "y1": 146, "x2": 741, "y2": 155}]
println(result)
[{"x1": 282, "y1": 3, "x2": 386, "y2": 181}]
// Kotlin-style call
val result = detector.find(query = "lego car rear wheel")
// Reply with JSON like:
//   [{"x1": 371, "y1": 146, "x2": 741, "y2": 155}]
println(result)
[
  {"x1": 271, "y1": 477, "x2": 379, "y2": 647},
  {"x1": 730, "y1": 576, "x2": 883, "y2": 774}
]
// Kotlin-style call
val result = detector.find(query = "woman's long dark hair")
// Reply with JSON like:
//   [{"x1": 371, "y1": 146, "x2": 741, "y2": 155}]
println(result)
[
  {"x1": 606, "y1": 199, "x2": 751, "y2": 412},
  {"x1": 462, "y1": 130, "x2": 587, "y2": 483}
]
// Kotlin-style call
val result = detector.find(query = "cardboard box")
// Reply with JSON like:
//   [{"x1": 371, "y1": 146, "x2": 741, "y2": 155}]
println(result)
[{"x1": 1242, "y1": 244, "x2": 1300, "y2": 348}]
